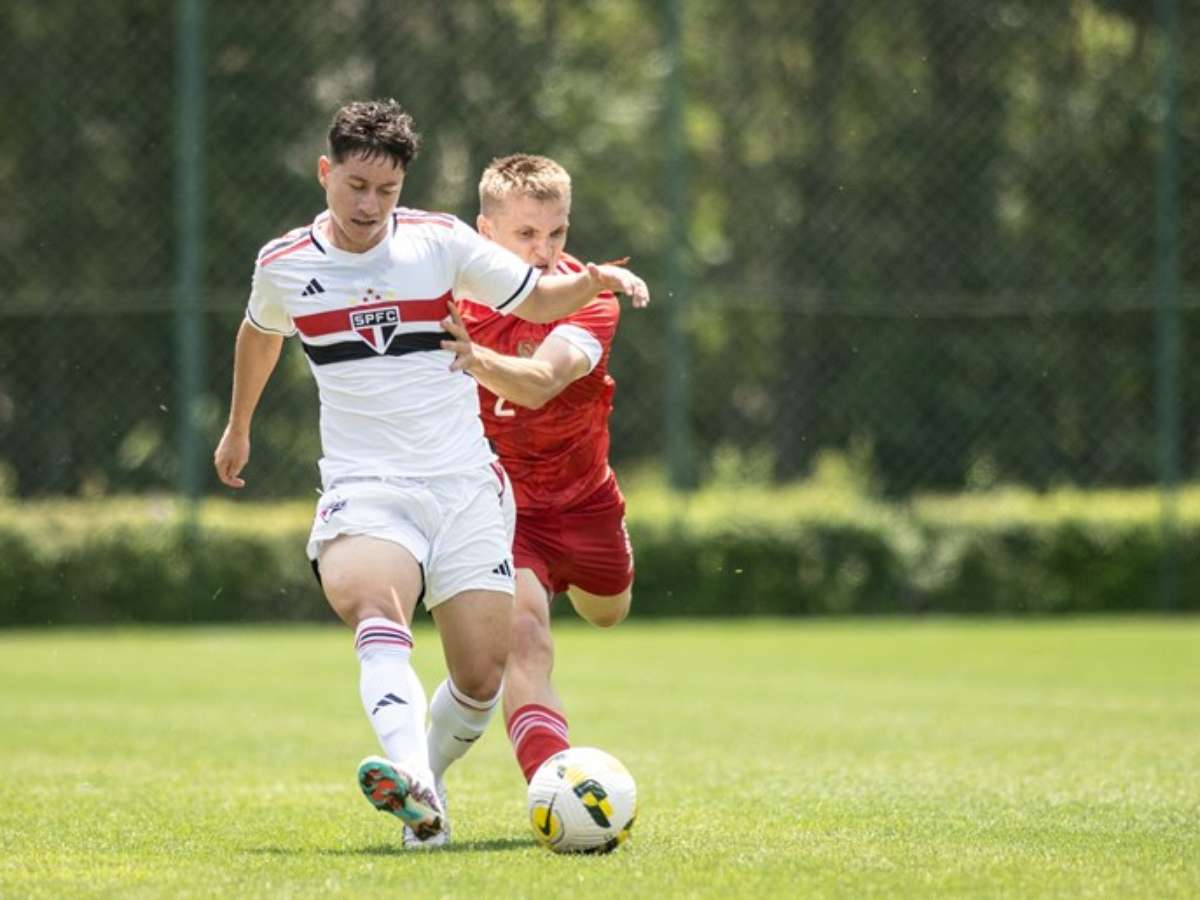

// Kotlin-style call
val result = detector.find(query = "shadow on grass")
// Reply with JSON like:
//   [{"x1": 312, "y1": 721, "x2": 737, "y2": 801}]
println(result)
[{"x1": 246, "y1": 836, "x2": 534, "y2": 856}]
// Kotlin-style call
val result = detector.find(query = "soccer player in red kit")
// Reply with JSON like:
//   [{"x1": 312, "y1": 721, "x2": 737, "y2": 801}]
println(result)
[{"x1": 440, "y1": 154, "x2": 634, "y2": 786}]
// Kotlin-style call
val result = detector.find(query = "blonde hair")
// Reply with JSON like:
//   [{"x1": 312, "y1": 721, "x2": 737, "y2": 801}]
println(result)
[{"x1": 479, "y1": 154, "x2": 572, "y2": 216}]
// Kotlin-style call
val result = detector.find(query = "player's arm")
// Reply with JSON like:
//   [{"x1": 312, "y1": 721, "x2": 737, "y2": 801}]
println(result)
[
  {"x1": 441, "y1": 303, "x2": 588, "y2": 409},
  {"x1": 516, "y1": 261, "x2": 648, "y2": 324},
  {"x1": 213, "y1": 319, "x2": 284, "y2": 488},
  {"x1": 453, "y1": 218, "x2": 647, "y2": 321}
]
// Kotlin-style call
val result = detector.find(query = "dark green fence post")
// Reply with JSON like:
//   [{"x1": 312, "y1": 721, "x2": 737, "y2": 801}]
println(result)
[
  {"x1": 664, "y1": 0, "x2": 695, "y2": 490},
  {"x1": 175, "y1": 0, "x2": 206, "y2": 504},
  {"x1": 1154, "y1": 0, "x2": 1180, "y2": 611}
]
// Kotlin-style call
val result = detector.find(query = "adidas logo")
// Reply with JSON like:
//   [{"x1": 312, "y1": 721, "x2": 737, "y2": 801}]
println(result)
[
  {"x1": 371, "y1": 692, "x2": 408, "y2": 715},
  {"x1": 301, "y1": 278, "x2": 325, "y2": 296},
  {"x1": 491, "y1": 560, "x2": 513, "y2": 578}
]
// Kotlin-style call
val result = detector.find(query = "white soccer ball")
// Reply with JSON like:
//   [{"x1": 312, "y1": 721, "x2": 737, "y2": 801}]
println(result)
[{"x1": 527, "y1": 747, "x2": 638, "y2": 854}]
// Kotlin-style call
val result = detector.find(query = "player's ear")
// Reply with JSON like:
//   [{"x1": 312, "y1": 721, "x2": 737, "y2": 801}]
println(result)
[
  {"x1": 477, "y1": 214, "x2": 494, "y2": 240},
  {"x1": 318, "y1": 155, "x2": 331, "y2": 189}
]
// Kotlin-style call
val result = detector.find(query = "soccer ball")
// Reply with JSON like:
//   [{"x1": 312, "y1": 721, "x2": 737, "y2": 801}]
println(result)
[{"x1": 527, "y1": 747, "x2": 638, "y2": 854}]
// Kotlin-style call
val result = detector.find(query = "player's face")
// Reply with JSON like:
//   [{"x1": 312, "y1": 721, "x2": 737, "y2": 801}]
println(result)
[
  {"x1": 318, "y1": 153, "x2": 404, "y2": 253},
  {"x1": 478, "y1": 195, "x2": 570, "y2": 270}
]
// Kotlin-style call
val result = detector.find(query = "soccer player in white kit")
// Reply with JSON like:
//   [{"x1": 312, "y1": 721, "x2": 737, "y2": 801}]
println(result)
[{"x1": 212, "y1": 99, "x2": 649, "y2": 846}]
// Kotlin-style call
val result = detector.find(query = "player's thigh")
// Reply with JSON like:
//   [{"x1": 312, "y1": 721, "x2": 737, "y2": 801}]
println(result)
[
  {"x1": 567, "y1": 584, "x2": 632, "y2": 629},
  {"x1": 560, "y1": 499, "x2": 634, "y2": 628},
  {"x1": 430, "y1": 588, "x2": 513, "y2": 699},
  {"x1": 424, "y1": 465, "x2": 515, "y2": 607},
  {"x1": 317, "y1": 535, "x2": 425, "y2": 627},
  {"x1": 308, "y1": 481, "x2": 435, "y2": 626},
  {"x1": 512, "y1": 515, "x2": 559, "y2": 603}
]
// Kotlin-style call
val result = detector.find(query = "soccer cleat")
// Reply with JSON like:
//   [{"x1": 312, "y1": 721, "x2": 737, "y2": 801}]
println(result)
[
  {"x1": 403, "y1": 779, "x2": 449, "y2": 848},
  {"x1": 357, "y1": 756, "x2": 444, "y2": 841}
]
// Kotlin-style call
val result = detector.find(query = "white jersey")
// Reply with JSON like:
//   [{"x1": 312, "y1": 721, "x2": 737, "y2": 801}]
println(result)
[{"x1": 246, "y1": 207, "x2": 538, "y2": 486}]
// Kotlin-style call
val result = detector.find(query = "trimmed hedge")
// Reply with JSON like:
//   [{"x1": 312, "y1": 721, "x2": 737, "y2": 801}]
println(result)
[
  {"x1": 0, "y1": 523, "x2": 319, "y2": 626},
  {"x1": 1, "y1": 486, "x2": 1197, "y2": 625}
]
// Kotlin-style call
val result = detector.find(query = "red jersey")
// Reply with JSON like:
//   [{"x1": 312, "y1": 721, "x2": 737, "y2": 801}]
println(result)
[{"x1": 460, "y1": 254, "x2": 619, "y2": 511}]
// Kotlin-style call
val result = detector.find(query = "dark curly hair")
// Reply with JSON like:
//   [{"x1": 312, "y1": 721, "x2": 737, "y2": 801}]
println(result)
[{"x1": 328, "y1": 99, "x2": 421, "y2": 169}]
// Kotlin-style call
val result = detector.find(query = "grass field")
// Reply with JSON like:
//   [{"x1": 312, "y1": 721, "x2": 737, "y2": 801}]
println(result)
[{"x1": 1, "y1": 619, "x2": 1197, "y2": 898}]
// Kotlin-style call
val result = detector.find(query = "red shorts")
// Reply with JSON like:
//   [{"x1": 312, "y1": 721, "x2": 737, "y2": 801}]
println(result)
[{"x1": 513, "y1": 474, "x2": 635, "y2": 597}]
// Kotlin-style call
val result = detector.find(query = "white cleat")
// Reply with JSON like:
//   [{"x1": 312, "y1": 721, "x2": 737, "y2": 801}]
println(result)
[
  {"x1": 403, "y1": 779, "x2": 449, "y2": 848},
  {"x1": 357, "y1": 756, "x2": 445, "y2": 842}
]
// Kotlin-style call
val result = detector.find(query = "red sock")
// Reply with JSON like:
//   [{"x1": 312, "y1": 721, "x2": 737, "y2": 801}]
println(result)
[{"x1": 507, "y1": 704, "x2": 570, "y2": 782}]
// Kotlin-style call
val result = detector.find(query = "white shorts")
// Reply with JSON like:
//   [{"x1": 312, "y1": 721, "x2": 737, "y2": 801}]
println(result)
[{"x1": 307, "y1": 462, "x2": 516, "y2": 610}]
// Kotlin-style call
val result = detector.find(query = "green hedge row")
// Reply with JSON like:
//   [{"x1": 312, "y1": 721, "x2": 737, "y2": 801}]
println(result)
[
  {"x1": 632, "y1": 521, "x2": 1199, "y2": 616},
  {"x1": 1, "y1": 489, "x2": 1196, "y2": 625}
]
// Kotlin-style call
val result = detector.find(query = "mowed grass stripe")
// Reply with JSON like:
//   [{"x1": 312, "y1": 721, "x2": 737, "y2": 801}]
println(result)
[{"x1": 0, "y1": 619, "x2": 1196, "y2": 898}]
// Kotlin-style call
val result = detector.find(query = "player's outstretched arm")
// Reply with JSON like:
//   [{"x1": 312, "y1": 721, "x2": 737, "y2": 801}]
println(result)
[
  {"x1": 213, "y1": 320, "x2": 284, "y2": 488},
  {"x1": 441, "y1": 302, "x2": 589, "y2": 409},
  {"x1": 516, "y1": 261, "x2": 648, "y2": 324}
]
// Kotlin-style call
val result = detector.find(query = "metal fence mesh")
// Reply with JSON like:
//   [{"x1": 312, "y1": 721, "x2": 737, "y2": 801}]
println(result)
[{"x1": 1, "y1": 0, "x2": 1196, "y2": 498}]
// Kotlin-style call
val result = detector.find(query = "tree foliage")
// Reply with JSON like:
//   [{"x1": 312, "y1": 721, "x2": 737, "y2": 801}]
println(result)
[{"x1": 0, "y1": 0, "x2": 1194, "y2": 495}]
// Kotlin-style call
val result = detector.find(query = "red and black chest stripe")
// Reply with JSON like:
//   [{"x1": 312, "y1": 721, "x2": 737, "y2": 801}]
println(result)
[{"x1": 294, "y1": 293, "x2": 452, "y2": 365}]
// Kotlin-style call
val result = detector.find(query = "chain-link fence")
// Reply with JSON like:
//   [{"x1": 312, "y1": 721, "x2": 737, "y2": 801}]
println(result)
[{"x1": 2, "y1": 0, "x2": 1196, "y2": 499}]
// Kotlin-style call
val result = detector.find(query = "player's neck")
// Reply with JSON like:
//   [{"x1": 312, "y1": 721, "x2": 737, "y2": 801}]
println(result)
[{"x1": 323, "y1": 216, "x2": 389, "y2": 254}]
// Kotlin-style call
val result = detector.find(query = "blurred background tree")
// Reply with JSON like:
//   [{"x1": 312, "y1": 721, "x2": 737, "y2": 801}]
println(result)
[{"x1": 0, "y1": 0, "x2": 1194, "y2": 498}]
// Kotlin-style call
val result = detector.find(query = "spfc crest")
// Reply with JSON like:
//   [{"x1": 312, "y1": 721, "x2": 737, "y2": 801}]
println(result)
[
  {"x1": 350, "y1": 307, "x2": 400, "y2": 353},
  {"x1": 319, "y1": 497, "x2": 348, "y2": 522}
]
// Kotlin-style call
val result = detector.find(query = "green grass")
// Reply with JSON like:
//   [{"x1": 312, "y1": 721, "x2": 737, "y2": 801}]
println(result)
[{"x1": 1, "y1": 620, "x2": 1197, "y2": 898}]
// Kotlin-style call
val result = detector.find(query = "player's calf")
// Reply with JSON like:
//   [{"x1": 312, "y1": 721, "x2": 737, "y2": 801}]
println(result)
[{"x1": 426, "y1": 676, "x2": 501, "y2": 784}]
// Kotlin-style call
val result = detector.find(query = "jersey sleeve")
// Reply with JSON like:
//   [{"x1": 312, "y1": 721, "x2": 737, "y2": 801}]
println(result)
[
  {"x1": 545, "y1": 295, "x2": 618, "y2": 373},
  {"x1": 546, "y1": 324, "x2": 603, "y2": 373},
  {"x1": 245, "y1": 264, "x2": 295, "y2": 336},
  {"x1": 447, "y1": 218, "x2": 539, "y2": 315}
]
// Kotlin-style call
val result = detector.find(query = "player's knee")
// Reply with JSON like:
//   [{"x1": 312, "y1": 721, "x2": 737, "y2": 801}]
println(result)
[
  {"x1": 572, "y1": 589, "x2": 631, "y2": 629},
  {"x1": 451, "y1": 661, "x2": 505, "y2": 702},
  {"x1": 510, "y1": 604, "x2": 554, "y2": 668},
  {"x1": 584, "y1": 604, "x2": 628, "y2": 629},
  {"x1": 320, "y1": 572, "x2": 391, "y2": 624}
]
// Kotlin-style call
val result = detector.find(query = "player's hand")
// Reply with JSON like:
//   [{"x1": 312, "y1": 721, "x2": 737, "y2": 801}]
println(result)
[
  {"x1": 213, "y1": 425, "x2": 250, "y2": 488},
  {"x1": 587, "y1": 259, "x2": 649, "y2": 308},
  {"x1": 440, "y1": 300, "x2": 478, "y2": 373}
]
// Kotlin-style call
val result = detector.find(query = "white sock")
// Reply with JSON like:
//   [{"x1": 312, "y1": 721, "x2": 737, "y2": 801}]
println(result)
[
  {"x1": 354, "y1": 617, "x2": 432, "y2": 782},
  {"x1": 426, "y1": 677, "x2": 501, "y2": 783}
]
